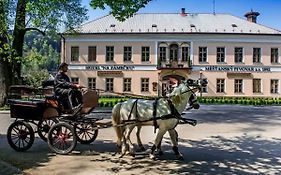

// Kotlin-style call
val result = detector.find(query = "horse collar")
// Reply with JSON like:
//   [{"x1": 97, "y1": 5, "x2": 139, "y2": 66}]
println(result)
[{"x1": 167, "y1": 99, "x2": 181, "y2": 118}]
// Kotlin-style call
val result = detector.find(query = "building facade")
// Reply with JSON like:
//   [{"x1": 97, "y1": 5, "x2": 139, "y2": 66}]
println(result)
[{"x1": 62, "y1": 10, "x2": 281, "y2": 97}]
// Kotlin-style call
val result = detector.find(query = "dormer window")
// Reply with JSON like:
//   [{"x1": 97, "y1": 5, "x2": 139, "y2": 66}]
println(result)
[
  {"x1": 110, "y1": 24, "x2": 116, "y2": 27},
  {"x1": 190, "y1": 24, "x2": 196, "y2": 28},
  {"x1": 152, "y1": 24, "x2": 157, "y2": 27},
  {"x1": 231, "y1": 23, "x2": 237, "y2": 27}
]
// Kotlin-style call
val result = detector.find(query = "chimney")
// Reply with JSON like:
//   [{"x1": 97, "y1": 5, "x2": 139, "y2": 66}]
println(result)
[
  {"x1": 180, "y1": 8, "x2": 187, "y2": 16},
  {"x1": 244, "y1": 10, "x2": 260, "y2": 23}
]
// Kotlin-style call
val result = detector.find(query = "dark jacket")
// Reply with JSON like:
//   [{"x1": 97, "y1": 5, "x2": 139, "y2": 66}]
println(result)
[{"x1": 54, "y1": 72, "x2": 73, "y2": 95}]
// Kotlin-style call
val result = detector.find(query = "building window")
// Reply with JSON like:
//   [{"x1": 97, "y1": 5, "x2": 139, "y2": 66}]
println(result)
[
  {"x1": 234, "y1": 47, "x2": 243, "y2": 63},
  {"x1": 271, "y1": 48, "x2": 279, "y2": 63},
  {"x1": 71, "y1": 46, "x2": 79, "y2": 61},
  {"x1": 253, "y1": 48, "x2": 261, "y2": 63},
  {"x1": 124, "y1": 46, "x2": 132, "y2": 61},
  {"x1": 201, "y1": 78, "x2": 208, "y2": 93},
  {"x1": 106, "y1": 78, "x2": 114, "y2": 92},
  {"x1": 234, "y1": 79, "x2": 243, "y2": 93},
  {"x1": 217, "y1": 47, "x2": 225, "y2": 63},
  {"x1": 88, "y1": 46, "x2": 97, "y2": 61},
  {"x1": 270, "y1": 79, "x2": 279, "y2": 93},
  {"x1": 141, "y1": 47, "x2": 150, "y2": 62},
  {"x1": 253, "y1": 79, "x2": 261, "y2": 93},
  {"x1": 88, "y1": 78, "x2": 96, "y2": 90},
  {"x1": 123, "y1": 78, "x2": 131, "y2": 92},
  {"x1": 170, "y1": 44, "x2": 178, "y2": 61},
  {"x1": 216, "y1": 79, "x2": 225, "y2": 93},
  {"x1": 106, "y1": 46, "x2": 114, "y2": 61},
  {"x1": 159, "y1": 47, "x2": 166, "y2": 62},
  {"x1": 199, "y1": 47, "x2": 207, "y2": 62},
  {"x1": 182, "y1": 47, "x2": 189, "y2": 61},
  {"x1": 141, "y1": 78, "x2": 149, "y2": 92},
  {"x1": 152, "y1": 82, "x2": 158, "y2": 91},
  {"x1": 71, "y1": 77, "x2": 79, "y2": 84}
]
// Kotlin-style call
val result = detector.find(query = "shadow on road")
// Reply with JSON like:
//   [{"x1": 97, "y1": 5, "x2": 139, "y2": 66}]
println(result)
[
  {"x1": 0, "y1": 133, "x2": 281, "y2": 174},
  {"x1": 89, "y1": 135, "x2": 281, "y2": 174}
]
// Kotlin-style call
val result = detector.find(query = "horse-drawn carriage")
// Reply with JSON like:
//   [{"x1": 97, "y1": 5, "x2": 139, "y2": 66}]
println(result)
[
  {"x1": 6, "y1": 78, "x2": 207, "y2": 159},
  {"x1": 6, "y1": 83, "x2": 104, "y2": 154}
]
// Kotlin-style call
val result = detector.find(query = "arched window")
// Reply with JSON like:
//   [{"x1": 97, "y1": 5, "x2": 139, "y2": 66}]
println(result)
[{"x1": 170, "y1": 44, "x2": 179, "y2": 61}]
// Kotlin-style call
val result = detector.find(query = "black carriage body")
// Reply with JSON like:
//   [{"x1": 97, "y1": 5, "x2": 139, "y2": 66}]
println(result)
[{"x1": 9, "y1": 99, "x2": 46, "y2": 120}]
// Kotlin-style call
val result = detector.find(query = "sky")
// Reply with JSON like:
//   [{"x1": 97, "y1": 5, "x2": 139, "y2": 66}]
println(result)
[{"x1": 82, "y1": 0, "x2": 281, "y2": 31}]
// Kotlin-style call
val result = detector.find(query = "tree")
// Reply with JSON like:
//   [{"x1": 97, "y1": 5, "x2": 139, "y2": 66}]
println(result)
[
  {"x1": 90, "y1": 0, "x2": 152, "y2": 21},
  {"x1": 0, "y1": 0, "x2": 11, "y2": 105},
  {"x1": 0, "y1": 0, "x2": 88, "y2": 106}
]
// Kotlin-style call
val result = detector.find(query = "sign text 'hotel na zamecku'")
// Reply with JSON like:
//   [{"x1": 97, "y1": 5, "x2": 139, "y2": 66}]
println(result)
[
  {"x1": 86, "y1": 65, "x2": 135, "y2": 71},
  {"x1": 205, "y1": 66, "x2": 271, "y2": 72}
]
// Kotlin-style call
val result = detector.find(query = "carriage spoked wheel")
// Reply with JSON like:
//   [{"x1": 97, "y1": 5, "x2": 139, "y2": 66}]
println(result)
[
  {"x1": 37, "y1": 118, "x2": 59, "y2": 142},
  {"x1": 47, "y1": 122, "x2": 77, "y2": 154},
  {"x1": 7, "y1": 121, "x2": 35, "y2": 152},
  {"x1": 74, "y1": 123, "x2": 98, "y2": 144}
]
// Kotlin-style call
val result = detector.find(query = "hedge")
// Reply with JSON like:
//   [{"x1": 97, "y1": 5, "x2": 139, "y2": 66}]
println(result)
[
  {"x1": 197, "y1": 97, "x2": 281, "y2": 106},
  {"x1": 97, "y1": 96, "x2": 281, "y2": 108}
]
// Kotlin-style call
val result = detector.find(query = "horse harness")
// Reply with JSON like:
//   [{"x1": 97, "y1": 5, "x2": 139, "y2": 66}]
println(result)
[{"x1": 125, "y1": 97, "x2": 197, "y2": 132}]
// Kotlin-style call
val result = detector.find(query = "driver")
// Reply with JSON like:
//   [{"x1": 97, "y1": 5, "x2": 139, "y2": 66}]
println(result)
[{"x1": 54, "y1": 62, "x2": 83, "y2": 113}]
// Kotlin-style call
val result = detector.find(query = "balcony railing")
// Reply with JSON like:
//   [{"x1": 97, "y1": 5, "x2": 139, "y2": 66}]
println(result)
[{"x1": 157, "y1": 59, "x2": 192, "y2": 69}]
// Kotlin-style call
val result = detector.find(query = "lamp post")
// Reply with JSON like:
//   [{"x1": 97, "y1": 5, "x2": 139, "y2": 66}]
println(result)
[{"x1": 199, "y1": 69, "x2": 203, "y2": 97}]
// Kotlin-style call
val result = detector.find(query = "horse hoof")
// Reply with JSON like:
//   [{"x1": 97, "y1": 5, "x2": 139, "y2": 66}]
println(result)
[
  {"x1": 119, "y1": 153, "x2": 126, "y2": 158},
  {"x1": 149, "y1": 154, "x2": 156, "y2": 160}
]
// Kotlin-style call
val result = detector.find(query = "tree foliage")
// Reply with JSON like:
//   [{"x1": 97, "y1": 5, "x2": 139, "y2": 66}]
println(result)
[
  {"x1": 0, "y1": 0, "x2": 88, "y2": 106},
  {"x1": 90, "y1": 0, "x2": 152, "y2": 21},
  {"x1": 23, "y1": 32, "x2": 60, "y2": 72}
]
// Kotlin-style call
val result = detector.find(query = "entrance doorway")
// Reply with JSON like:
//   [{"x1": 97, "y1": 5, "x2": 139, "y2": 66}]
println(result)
[{"x1": 161, "y1": 75, "x2": 185, "y2": 96}]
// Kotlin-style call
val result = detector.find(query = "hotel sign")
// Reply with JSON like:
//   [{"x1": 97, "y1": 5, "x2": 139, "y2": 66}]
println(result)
[
  {"x1": 86, "y1": 65, "x2": 135, "y2": 71},
  {"x1": 205, "y1": 66, "x2": 271, "y2": 72}
]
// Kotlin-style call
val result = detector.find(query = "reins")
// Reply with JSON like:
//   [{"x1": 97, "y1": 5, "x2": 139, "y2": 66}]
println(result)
[
  {"x1": 113, "y1": 83, "x2": 201, "y2": 128},
  {"x1": 95, "y1": 83, "x2": 199, "y2": 100}
]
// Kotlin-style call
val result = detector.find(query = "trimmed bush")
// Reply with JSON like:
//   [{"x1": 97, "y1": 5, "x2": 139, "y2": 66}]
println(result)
[{"x1": 199, "y1": 96, "x2": 281, "y2": 106}]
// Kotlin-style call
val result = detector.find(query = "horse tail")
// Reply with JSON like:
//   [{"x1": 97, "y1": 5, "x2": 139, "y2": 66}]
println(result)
[{"x1": 112, "y1": 102, "x2": 123, "y2": 151}]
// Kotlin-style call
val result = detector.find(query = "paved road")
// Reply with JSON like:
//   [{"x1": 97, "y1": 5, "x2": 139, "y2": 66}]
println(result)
[{"x1": 0, "y1": 105, "x2": 281, "y2": 175}]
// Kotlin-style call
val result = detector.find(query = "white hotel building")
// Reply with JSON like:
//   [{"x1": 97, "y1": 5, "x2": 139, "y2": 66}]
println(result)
[{"x1": 62, "y1": 9, "x2": 281, "y2": 97}]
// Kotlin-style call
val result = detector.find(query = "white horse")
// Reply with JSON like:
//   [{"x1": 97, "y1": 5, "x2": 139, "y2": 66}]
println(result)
[
  {"x1": 112, "y1": 79, "x2": 207, "y2": 159},
  {"x1": 134, "y1": 92, "x2": 200, "y2": 156}
]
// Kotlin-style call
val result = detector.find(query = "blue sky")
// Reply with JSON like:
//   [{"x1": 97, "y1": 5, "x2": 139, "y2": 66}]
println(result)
[{"x1": 82, "y1": 0, "x2": 281, "y2": 30}]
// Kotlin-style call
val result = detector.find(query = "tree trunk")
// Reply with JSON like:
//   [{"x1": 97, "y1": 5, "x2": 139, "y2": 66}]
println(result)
[
  {"x1": 12, "y1": 0, "x2": 27, "y2": 84},
  {"x1": 0, "y1": 0, "x2": 10, "y2": 106}
]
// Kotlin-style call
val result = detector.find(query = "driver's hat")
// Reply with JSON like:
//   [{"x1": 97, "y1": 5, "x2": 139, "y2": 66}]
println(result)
[{"x1": 58, "y1": 62, "x2": 68, "y2": 69}]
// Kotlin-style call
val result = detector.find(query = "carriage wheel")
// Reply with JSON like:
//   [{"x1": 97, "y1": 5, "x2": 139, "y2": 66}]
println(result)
[
  {"x1": 38, "y1": 118, "x2": 59, "y2": 142},
  {"x1": 7, "y1": 121, "x2": 35, "y2": 152},
  {"x1": 47, "y1": 122, "x2": 77, "y2": 154},
  {"x1": 74, "y1": 123, "x2": 98, "y2": 144}
]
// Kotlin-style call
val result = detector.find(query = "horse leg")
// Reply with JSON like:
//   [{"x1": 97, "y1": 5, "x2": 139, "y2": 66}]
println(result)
[
  {"x1": 111, "y1": 103, "x2": 123, "y2": 155},
  {"x1": 168, "y1": 129, "x2": 184, "y2": 160},
  {"x1": 136, "y1": 125, "x2": 146, "y2": 151},
  {"x1": 150, "y1": 129, "x2": 166, "y2": 160},
  {"x1": 155, "y1": 141, "x2": 164, "y2": 156},
  {"x1": 120, "y1": 125, "x2": 136, "y2": 157}
]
